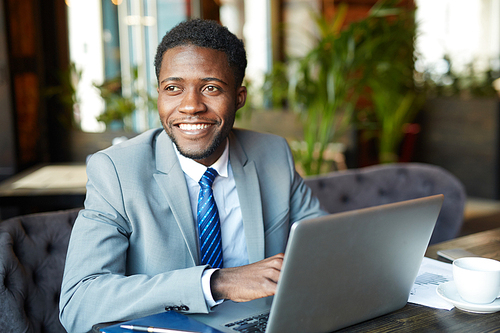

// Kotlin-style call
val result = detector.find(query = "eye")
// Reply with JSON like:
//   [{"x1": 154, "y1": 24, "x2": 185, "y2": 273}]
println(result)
[
  {"x1": 204, "y1": 85, "x2": 220, "y2": 93},
  {"x1": 164, "y1": 85, "x2": 181, "y2": 92}
]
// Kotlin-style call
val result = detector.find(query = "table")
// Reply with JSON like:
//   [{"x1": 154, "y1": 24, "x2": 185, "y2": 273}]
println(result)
[
  {"x1": 92, "y1": 229, "x2": 500, "y2": 333},
  {"x1": 0, "y1": 164, "x2": 87, "y2": 219},
  {"x1": 336, "y1": 228, "x2": 500, "y2": 332}
]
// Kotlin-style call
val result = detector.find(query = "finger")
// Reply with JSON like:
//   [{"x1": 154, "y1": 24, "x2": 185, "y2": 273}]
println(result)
[
  {"x1": 260, "y1": 262, "x2": 283, "y2": 283},
  {"x1": 264, "y1": 253, "x2": 284, "y2": 267},
  {"x1": 269, "y1": 253, "x2": 284, "y2": 259},
  {"x1": 264, "y1": 269, "x2": 281, "y2": 284}
]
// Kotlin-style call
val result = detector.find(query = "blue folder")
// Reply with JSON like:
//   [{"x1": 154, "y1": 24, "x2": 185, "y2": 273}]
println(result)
[{"x1": 99, "y1": 311, "x2": 223, "y2": 333}]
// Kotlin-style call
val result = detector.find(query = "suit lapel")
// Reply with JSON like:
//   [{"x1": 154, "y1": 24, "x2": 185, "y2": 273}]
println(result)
[
  {"x1": 153, "y1": 131, "x2": 199, "y2": 265},
  {"x1": 229, "y1": 132, "x2": 265, "y2": 263},
  {"x1": 152, "y1": 130, "x2": 265, "y2": 265}
]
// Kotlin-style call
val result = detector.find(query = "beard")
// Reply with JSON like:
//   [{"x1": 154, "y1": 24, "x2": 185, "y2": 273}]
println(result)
[
  {"x1": 170, "y1": 129, "x2": 226, "y2": 160},
  {"x1": 163, "y1": 114, "x2": 235, "y2": 161}
]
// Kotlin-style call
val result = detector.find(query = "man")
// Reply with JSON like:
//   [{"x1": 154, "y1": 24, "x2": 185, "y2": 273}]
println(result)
[{"x1": 59, "y1": 19, "x2": 325, "y2": 333}]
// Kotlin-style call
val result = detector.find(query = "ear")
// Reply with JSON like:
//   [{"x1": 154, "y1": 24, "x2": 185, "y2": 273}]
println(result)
[{"x1": 235, "y1": 86, "x2": 247, "y2": 110}]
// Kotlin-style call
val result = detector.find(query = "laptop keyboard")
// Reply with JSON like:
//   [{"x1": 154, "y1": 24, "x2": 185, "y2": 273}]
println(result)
[{"x1": 224, "y1": 312, "x2": 269, "y2": 332}]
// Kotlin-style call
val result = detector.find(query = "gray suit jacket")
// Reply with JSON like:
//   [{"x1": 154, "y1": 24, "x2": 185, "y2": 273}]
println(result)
[{"x1": 59, "y1": 128, "x2": 325, "y2": 333}]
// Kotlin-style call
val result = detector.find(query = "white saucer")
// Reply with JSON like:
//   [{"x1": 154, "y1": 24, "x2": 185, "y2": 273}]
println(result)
[{"x1": 436, "y1": 281, "x2": 500, "y2": 314}]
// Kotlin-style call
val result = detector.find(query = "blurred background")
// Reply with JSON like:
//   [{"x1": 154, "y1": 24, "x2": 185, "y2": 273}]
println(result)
[{"x1": 1, "y1": 0, "x2": 500, "y2": 218}]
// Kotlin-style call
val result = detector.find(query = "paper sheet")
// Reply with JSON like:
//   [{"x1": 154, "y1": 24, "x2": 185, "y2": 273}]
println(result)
[
  {"x1": 408, "y1": 257, "x2": 454, "y2": 310},
  {"x1": 12, "y1": 165, "x2": 87, "y2": 189}
]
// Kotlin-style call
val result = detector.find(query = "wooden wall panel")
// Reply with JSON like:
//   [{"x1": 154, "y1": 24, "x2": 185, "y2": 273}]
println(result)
[
  {"x1": 4, "y1": 0, "x2": 70, "y2": 170},
  {"x1": 4, "y1": 0, "x2": 43, "y2": 168},
  {"x1": 14, "y1": 73, "x2": 40, "y2": 164},
  {"x1": 6, "y1": 0, "x2": 36, "y2": 57},
  {"x1": 202, "y1": 0, "x2": 220, "y2": 21}
]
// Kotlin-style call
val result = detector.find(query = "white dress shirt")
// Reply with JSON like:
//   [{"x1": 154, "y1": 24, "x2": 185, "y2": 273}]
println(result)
[{"x1": 174, "y1": 139, "x2": 249, "y2": 306}]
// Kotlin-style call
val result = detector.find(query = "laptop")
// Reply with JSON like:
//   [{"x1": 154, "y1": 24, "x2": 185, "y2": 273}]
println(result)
[{"x1": 188, "y1": 194, "x2": 444, "y2": 333}]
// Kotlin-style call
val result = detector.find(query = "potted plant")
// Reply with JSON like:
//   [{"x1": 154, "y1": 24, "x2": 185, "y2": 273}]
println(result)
[
  {"x1": 415, "y1": 56, "x2": 500, "y2": 199},
  {"x1": 94, "y1": 67, "x2": 156, "y2": 131},
  {"x1": 264, "y1": 3, "x2": 363, "y2": 175},
  {"x1": 264, "y1": 0, "x2": 421, "y2": 174},
  {"x1": 44, "y1": 62, "x2": 82, "y2": 130},
  {"x1": 357, "y1": 1, "x2": 425, "y2": 164}
]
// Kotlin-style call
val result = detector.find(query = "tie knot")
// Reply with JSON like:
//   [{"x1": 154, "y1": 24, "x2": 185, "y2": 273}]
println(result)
[{"x1": 200, "y1": 168, "x2": 218, "y2": 188}]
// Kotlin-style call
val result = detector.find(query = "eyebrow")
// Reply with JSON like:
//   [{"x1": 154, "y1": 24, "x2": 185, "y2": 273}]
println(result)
[
  {"x1": 201, "y1": 77, "x2": 228, "y2": 85},
  {"x1": 160, "y1": 77, "x2": 182, "y2": 84},
  {"x1": 160, "y1": 77, "x2": 228, "y2": 85}
]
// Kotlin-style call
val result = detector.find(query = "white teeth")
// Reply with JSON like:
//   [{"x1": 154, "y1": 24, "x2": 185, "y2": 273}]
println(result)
[{"x1": 179, "y1": 123, "x2": 211, "y2": 130}]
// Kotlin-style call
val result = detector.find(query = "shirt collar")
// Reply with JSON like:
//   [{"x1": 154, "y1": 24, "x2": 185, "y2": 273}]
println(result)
[{"x1": 174, "y1": 139, "x2": 229, "y2": 182}]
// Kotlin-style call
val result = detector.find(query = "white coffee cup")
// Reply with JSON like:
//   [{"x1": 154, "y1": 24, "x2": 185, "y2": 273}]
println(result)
[{"x1": 453, "y1": 257, "x2": 500, "y2": 304}]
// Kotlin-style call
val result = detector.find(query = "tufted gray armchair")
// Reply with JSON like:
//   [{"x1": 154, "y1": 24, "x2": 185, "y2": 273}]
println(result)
[
  {"x1": 0, "y1": 208, "x2": 81, "y2": 333},
  {"x1": 304, "y1": 163, "x2": 467, "y2": 245}
]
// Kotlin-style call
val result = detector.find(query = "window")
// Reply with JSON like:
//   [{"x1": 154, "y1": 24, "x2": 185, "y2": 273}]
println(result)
[
  {"x1": 415, "y1": 0, "x2": 500, "y2": 78},
  {"x1": 68, "y1": 0, "x2": 190, "y2": 132},
  {"x1": 68, "y1": 0, "x2": 276, "y2": 132}
]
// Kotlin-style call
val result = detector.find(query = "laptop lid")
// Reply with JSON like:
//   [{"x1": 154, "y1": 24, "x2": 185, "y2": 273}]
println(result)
[{"x1": 190, "y1": 194, "x2": 444, "y2": 333}]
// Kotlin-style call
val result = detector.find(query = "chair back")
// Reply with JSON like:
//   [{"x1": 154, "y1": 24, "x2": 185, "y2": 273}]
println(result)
[
  {"x1": 0, "y1": 208, "x2": 81, "y2": 333},
  {"x1": 304, "y1": 163, "x2": 466, "y2": 244}
]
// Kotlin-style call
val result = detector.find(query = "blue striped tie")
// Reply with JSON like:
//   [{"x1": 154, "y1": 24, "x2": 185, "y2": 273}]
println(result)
[{"x1": 197, "y1": 168, "x2": 223, "y2": 268}]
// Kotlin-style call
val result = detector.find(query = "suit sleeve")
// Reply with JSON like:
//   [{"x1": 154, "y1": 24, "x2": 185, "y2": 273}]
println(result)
[
  {"x1": 285, "y1": 140, "x2": 328, "y2": 223},
  {"x1": 59, "y1": 153, "x2": 210, "y2": 333}
]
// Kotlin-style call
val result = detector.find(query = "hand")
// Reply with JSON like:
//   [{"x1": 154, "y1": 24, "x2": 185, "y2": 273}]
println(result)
[{"x1": 210, "y1": 253, "x2": 284, "y2": 302}]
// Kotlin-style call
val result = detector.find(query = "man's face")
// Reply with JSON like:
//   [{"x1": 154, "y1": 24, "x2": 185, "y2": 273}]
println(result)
[{"x1": 157, "y1": 44, "x2": 247, "y2": 166}]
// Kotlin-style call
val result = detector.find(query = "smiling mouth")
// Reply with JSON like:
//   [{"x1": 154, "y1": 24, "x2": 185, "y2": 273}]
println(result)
[{"x1": 178, "y1": 123, "x2": 212, "y2": 131}]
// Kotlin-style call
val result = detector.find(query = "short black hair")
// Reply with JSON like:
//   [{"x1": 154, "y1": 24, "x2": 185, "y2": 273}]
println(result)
[{"x1": 154, "y1": 19, "x2": 247, "y2": 86}]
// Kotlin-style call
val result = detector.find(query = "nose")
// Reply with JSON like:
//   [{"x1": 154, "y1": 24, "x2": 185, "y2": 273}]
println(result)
[{"x1": 178, "y1": 90, "x2": 206, "y2": 114}]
